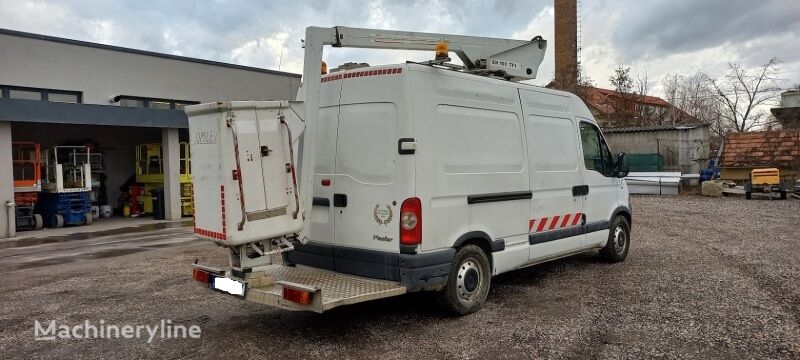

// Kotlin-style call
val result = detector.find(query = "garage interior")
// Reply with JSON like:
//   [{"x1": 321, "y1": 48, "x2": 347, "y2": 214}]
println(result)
[{"x1": 1, "y1": 99, "x2": 192, "y2": 236}]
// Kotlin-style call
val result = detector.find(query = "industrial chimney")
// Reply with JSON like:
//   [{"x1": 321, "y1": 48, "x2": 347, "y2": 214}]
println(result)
[{"x1": 554, "y1": 0, "x2": 578, "y2": 90}]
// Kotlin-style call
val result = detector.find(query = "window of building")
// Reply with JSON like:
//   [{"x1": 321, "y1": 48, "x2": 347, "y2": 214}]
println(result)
[
  {"x1": 149, "y1": 101, "x2": 172, "y2": 110},
  {"x1": 47, "y1": 92, "x2": 80, "y2": 103},
  {"x1": 10, "y1": 89, "x2": 42, "y2": 101},
  {"x1": 119, "y1": 98, "x2": 145, "y2": 108},
  {"x1": 174, "y1": 102, "x2": 194, "y2": 110},
  {"x1": 1, "y1": 85, "x2": 82, "y2": 103},
  {"x1": 114, "y1": 95, "x2": 199, "y2": 110}
]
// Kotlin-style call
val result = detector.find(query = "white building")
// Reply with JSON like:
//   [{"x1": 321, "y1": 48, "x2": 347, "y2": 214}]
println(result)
[{"x1": 0, "y1": 28, "x2": 301, "y2": 238}]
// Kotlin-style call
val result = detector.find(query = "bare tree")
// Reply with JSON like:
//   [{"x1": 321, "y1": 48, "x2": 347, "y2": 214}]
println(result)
[
  {"x1": 634, "y1": 69, "x2": 658, "y2": 125},
  {"x1": 708, "y1": 58, "x2": 781, "y2": 132},
  {"x1": 661, "y1": 73, "x2": 722, "y2": 127}
]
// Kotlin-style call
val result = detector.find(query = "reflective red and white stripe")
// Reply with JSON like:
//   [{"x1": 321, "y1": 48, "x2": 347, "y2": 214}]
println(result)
[
  {"x1": 219, "y1": 185, "x2": 227, "y2": 239},
  {"x1": 321, "y1": 67, "x2": 403, "y2": 83},
  {"x1": 529, "y1": 212, "x2": 582, "y2": 232},
  {"x1": 193, "y1": 185, "x2": 227, "y2": 241}
]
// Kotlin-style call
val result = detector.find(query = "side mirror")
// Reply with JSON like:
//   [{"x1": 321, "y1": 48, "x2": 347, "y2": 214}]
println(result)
[{"x1": 616, "y1": 152, "x2": 630, "y2": 178}]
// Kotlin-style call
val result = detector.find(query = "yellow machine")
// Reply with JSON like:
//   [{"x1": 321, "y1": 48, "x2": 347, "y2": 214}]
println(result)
[
  {"x1": 746, "y1": 168, "x2": 787, "y2": 200},
  {"x1": 134, "y1": 143, "x2": 194, "y2": 215}
]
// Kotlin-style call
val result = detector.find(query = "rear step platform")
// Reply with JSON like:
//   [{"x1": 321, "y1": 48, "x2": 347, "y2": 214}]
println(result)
[{"x1": 245, "y1": 265, "x2": 407, "y2": 313}]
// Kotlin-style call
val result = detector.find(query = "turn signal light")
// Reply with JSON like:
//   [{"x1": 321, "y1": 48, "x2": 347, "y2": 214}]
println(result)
[
  {"x1": 435, "y1": 42, "x2": 448, "y2": 60},
  {"x1": 283, "y1": 287, "x2": 312, "y2": 305},
  {"x1": 192, "y1": 268, "x2": 210, "y2": 284}
]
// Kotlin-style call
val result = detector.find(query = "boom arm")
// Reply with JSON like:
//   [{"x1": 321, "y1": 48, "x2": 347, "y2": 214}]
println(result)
[
  {"x1": 331, "y1": 26, "x2": 547, "y2": 80},
  {"x1": 295, "y1": 26, "x2": 546, "y2": 241}
]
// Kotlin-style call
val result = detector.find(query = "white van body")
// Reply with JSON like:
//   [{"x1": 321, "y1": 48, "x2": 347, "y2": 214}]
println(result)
[
  {"x1": 187, "y1": 61, "x2": 631, "y2": 313},
  {"x1": 280, "y1": 63, "x2": 631, "y2": 289},
  {"x1": 187, "y1": 26, "x2": 631, "y2": 314}
]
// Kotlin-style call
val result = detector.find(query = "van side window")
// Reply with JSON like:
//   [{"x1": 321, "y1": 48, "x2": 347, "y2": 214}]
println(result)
[{"x1": 580, "y1": 122, "x2": 614, "y2": 177}]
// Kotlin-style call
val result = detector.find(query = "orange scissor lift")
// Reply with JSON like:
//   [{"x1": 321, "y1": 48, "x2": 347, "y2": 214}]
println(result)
[{"x1": 12, "y1": 142, "x2": 44, "y2": 230}]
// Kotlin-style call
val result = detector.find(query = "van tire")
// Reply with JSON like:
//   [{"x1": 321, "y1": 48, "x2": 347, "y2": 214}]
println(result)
[
  {"x1": 437, "y1": 244, "x2": 491, "y2": 316},
  {"x1": 600, "y1": 215, "x2": 630, "y2": 263}
]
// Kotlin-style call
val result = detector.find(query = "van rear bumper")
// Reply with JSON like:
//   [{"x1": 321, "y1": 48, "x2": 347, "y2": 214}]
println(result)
[{"x1": 283, "y1": 242, "x2": 454, "y2": 292}]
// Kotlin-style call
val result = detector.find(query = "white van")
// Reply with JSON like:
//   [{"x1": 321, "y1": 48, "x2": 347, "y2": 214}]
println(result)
[
  {"x1": 187, "y1": 27, "x2": 631, "y2": 315},
  {"x1": 281, "y1": 63, "x2": 630, "y2": 314}
]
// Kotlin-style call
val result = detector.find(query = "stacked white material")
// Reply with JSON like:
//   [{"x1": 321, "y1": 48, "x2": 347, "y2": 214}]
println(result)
[{"x1": 625, "y1": 172, "x2": 682, "y2": 195}]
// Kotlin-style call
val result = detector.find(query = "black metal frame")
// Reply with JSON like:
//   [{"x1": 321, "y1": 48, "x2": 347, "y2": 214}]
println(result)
[
  {"x1": 113, "y1": 95, "x2": 199, "y2": 110},
  {"x1": 0, "y1": 84, "x2": 83, "y2": 103}
]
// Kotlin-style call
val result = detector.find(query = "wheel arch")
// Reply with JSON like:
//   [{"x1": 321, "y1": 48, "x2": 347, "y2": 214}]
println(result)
[
  {"x1": 452, "y1": 231, "x2": 504, "y2": 270},
  {"x1": 611, "y1": 205, "x2": 632, "y2": 228}
]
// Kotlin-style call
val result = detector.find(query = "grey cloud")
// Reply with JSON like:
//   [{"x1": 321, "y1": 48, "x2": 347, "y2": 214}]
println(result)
[
  {"x1": 5, "y1": 0, "x2": 795, "y2": 91},
  {"x1": 613, "y1": 0, "x2": 800, "y2": 62},
  {"x1": 1, "y1": 0, "x2": 549, "y2": 72}
]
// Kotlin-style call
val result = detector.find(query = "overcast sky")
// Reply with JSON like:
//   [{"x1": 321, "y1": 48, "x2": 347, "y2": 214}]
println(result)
[{"x1": 1, "y1": 0, "x2": 799, "y2": 97}]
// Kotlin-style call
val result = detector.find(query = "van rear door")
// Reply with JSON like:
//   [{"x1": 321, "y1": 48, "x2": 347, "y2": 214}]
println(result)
[
  {"x1": 309, "y1": 76, "x2": 344, "y2": 246},
  {"x1": 519, "y1": 89, "x2": 584, "y2": 260},
  {"x1": 333, "y1": 67, "x2": 414, "y2": 253}
]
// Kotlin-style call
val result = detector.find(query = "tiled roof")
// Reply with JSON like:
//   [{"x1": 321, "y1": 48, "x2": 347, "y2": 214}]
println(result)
[
  {"x1": 720, "y1": 129, "x2": 800, "y2": 168},
  {"x1": 583, "y1": 87, "x2": 670, "y2": 115}
]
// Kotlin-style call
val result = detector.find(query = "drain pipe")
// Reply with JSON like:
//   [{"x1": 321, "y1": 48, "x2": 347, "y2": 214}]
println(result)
[{"x1": 5, "y1": 201, "x2": 15, "y2": 238}]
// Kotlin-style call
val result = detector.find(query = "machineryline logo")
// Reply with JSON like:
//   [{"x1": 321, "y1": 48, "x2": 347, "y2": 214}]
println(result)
[{"x1": 34, "y1": 319, "x2": 201, "y2": 342}]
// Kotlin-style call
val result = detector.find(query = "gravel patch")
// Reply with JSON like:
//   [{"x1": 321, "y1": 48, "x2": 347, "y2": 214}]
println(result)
[{"x1": 0, "y1": 195, "x2": 798, "y2": 359}]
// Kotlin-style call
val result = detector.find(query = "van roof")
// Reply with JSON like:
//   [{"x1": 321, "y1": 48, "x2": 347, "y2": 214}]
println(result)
[
  {"x1": 320, "y1": 62, "x2": 595, "y2": 121},
  {"x1": 328, "y1": 63, "x2": 572, "y2": 95}
]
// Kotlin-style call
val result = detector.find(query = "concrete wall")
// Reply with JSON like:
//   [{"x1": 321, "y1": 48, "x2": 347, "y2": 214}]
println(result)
[
  {"x1": 781, "y1": 91, "x2": 800, "y2": 108},
  {"x1": 605, "y1": 126, "x2": 711, "y2": 174},
  {"x1": 0, "y1": 32, "x2": 300, "y2": 105}
]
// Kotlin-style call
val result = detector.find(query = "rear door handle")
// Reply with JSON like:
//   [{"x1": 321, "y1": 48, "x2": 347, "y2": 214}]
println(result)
[
  {"x1": 572, "y1": 185, "x2": 589, "y2": 196},
  {"x1": 398, "y1": 138, "x2": 416, "y2": 154},
  {"x1": 312, "y1": 197, "x2": 330, "y2": 207},
  {"x1": 333, "y1": 193, "x2": 348, "y2": 207}
]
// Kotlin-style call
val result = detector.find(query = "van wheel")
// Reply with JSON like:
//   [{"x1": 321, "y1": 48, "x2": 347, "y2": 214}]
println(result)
[
  {"x1": 437, "y1": 244, "x2": 491, "y2": 316},
  {"x1": 600, "y1": 216, "x2": 630, "y2": 263}
]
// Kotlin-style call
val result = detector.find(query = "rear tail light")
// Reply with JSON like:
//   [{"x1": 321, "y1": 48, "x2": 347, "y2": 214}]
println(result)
[
  {"x1": 192, "y1": 268, "x2": 210, "y2": 283},
  {"x1": 283, "y1": 287, "x2": 312, "y2": 305},
  {"x1": 400, "y1": 197, "x2": 422, "y2": 245}
]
